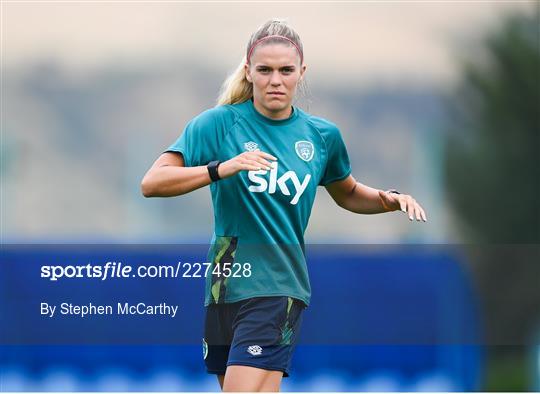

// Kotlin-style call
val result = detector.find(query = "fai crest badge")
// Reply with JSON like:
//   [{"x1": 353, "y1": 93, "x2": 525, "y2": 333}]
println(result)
[{"x1": 295, "y1": 141, "x2": 314, "y2": 162}]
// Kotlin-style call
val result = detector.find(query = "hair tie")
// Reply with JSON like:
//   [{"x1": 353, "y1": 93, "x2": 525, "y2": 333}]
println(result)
[{"x1": 247, "y1": 35, "x2": 303, "y2": 64}]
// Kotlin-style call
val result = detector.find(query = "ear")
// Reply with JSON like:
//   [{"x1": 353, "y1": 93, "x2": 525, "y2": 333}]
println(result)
[
  {"x1": 299, "y1": 64, "x2": 307, "y2": 81},
  {"x1": 244, "y1": 63, "x2": 252, "y2": 83}
]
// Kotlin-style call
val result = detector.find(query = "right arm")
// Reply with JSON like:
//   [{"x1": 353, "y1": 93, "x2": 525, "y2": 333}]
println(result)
[
  {"x1": 141, "y1": 150, "x2": 276, "y2": 198},
  {"x1": 141, "y1": 152, "x2": 211, "y2": 197}
]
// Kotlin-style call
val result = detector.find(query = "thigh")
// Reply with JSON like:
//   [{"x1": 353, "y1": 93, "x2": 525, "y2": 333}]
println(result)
[
  {"x1": 259, "y1": 369, "x2": 285, "y2": 392},
  {"x1": 223, "y1": 365, "x2": 283, "y2": 392}
]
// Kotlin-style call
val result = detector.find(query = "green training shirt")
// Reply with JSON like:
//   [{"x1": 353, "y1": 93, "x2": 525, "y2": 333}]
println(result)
[{"x1": 167, "y1": 98, "x2": 351, "y2": 307}]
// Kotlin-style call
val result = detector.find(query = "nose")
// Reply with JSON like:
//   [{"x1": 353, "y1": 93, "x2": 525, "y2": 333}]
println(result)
[{"x1": 270, "y1": 70, "x2": 282, "y2": 86}]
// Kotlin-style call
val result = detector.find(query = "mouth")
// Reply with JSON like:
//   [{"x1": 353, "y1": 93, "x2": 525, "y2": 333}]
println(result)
[{"x1": 268, "y1": 92, "x2": 285, "y2": 96}]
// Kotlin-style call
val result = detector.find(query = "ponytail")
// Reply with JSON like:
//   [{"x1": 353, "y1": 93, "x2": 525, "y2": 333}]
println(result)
[{"x1": 216, "y1": 56, "x2": 252, "y2": 106}]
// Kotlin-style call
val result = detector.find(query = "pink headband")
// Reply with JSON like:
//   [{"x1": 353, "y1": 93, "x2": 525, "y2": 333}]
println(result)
[{"x1": 246, "y1": 35, "x2": 303, "y2": 64}]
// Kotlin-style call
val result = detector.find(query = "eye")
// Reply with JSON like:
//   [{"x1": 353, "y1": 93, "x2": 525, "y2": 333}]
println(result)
[
  {"x1": 257, "y1": 68, "x2": 271, "y2": 74},
  {"x1": 281, "y1": 68, "x2": 294, "y2": 74}
]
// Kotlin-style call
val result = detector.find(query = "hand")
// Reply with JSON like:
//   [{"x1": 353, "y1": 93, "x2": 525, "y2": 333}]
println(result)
[
  {"x1": 378, "y1": 190, "x2": 427, "y2": 222},
  {"x1": 218, "y1": 150, "x2": 277, "y2": 179}
]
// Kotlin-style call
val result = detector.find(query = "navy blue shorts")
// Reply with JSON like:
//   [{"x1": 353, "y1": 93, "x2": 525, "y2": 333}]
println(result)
[{"x1": 203, "y1": 296, "x2": 306, "y2": 378}]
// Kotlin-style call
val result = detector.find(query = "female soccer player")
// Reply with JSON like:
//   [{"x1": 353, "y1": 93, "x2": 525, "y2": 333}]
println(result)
[{"x1": 141, "y1": 18, "x2": 427, "y2": 392}]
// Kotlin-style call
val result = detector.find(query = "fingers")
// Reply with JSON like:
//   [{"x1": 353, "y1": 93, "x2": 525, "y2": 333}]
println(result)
[
  {"x1": 240, "y1": 163, "x2": 266, "y2": 171},
  {"x1": 252, "y1": 150, "x2": 278, "y2": 161},
  {"x1": 239, "y1": 159, "x2": 271, "y2": 171},
  {"x1": 418, "y1": 204, "x2": 427, "y2": 222},
  {"x1": 398, "y1": 195, "x2": 427, "y2": 223},
  {"x1": 398, "y1": 197, "x2": 407, "y2": 213},
  {"x1": 245, "y1": 157, "x2": 272, "y2": 170},
  {"x1": 220, "y1": 150, "x2": 278, "y2": 178},
  {"x1": 411, "y1": 200, "x2": 427, "y2": 222},
  {"x1": 247, "y1": 150, "x2": 277, "y2": 167},
  {"x1": 241, "y1": 151, "x2": 277, "y2": 170},
  {"x1": 406, "y1": 198, "x2": 416, "y2": 222},
  {"x1": 380, "y1": 192, "x2": 424, "y2": 220},
  {"x1": 414, "y1": 205, "x2": 422, "y2": 221}
]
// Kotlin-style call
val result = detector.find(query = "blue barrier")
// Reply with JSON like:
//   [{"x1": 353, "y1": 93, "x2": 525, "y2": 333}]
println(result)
[{"x1": 0, "y1": 244, "x2": 483, "y2": 391}]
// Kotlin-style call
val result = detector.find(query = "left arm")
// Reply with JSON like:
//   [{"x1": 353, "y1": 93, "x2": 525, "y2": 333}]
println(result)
[{"x1": 325, "y1": 175, "x2": 427, "y2": 222}]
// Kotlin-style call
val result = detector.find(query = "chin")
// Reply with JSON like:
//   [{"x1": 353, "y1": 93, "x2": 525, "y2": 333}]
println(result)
[{"x1": 265, "y1": 99, "x2": 288, "y2": 111}]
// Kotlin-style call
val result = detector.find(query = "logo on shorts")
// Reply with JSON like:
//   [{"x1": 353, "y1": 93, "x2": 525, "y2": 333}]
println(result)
[
  {"x1": 247, "y1": 345, "x2": 263, "y2": 356},
  {"x1": 244, "y1": 141, "x2": 259, "y2": 152},
  {"x1": 202, "y1": 338, "x2": 208, "y2": 360},
  {"x1": 295, "y1": 141, "x2": 314, "y2": 162}
]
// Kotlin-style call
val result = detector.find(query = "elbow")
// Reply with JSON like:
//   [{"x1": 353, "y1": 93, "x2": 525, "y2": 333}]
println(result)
[
  {"x1": 140, "y1": 177, "x2": 155, "y2": 198},
  {"x1": 335, "y1": 199, "x2": 350, "y2": 211},
  {"x1": 141, "y1": 176, "x2": 185, "y2": 198}
]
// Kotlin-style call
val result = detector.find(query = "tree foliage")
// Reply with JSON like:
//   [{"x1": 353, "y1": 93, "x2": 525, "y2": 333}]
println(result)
[
  {"x1": 445, "y1": 10, "x2": 539, "y2": 385},
  {"x1": 445, "y1": 9, "x2": 539, "y2": 244}
]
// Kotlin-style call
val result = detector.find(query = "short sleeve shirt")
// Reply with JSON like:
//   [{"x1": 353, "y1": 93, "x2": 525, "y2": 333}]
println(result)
[{"x1": 167, "y1": 99, "x2": 351, "y2": 307}]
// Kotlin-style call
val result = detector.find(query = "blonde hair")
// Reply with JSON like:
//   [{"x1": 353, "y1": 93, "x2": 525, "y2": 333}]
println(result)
[{"x1": 216, "y1": 18, "x2": 306, "y2": 106}]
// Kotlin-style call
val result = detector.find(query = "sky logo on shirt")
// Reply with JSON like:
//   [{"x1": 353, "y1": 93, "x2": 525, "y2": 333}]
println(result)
[{"x1": 248, "y1": 162, "x2": 311, "y2": 205}]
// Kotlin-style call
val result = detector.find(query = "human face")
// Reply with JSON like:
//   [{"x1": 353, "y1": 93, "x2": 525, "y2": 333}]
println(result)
[{"x1": 245, "y1": 43, "x2": 306, "y2": 120}]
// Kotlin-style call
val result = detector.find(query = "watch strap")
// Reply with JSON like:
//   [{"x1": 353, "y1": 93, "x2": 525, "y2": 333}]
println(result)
[{"x1": 207, "y1": 161, "x2": 221, "y2": 182}]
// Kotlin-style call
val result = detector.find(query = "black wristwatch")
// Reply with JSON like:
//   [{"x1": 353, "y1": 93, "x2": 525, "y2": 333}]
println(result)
[{"x1": 207, "y1": 160, "x2": 221, "y2": 182}]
